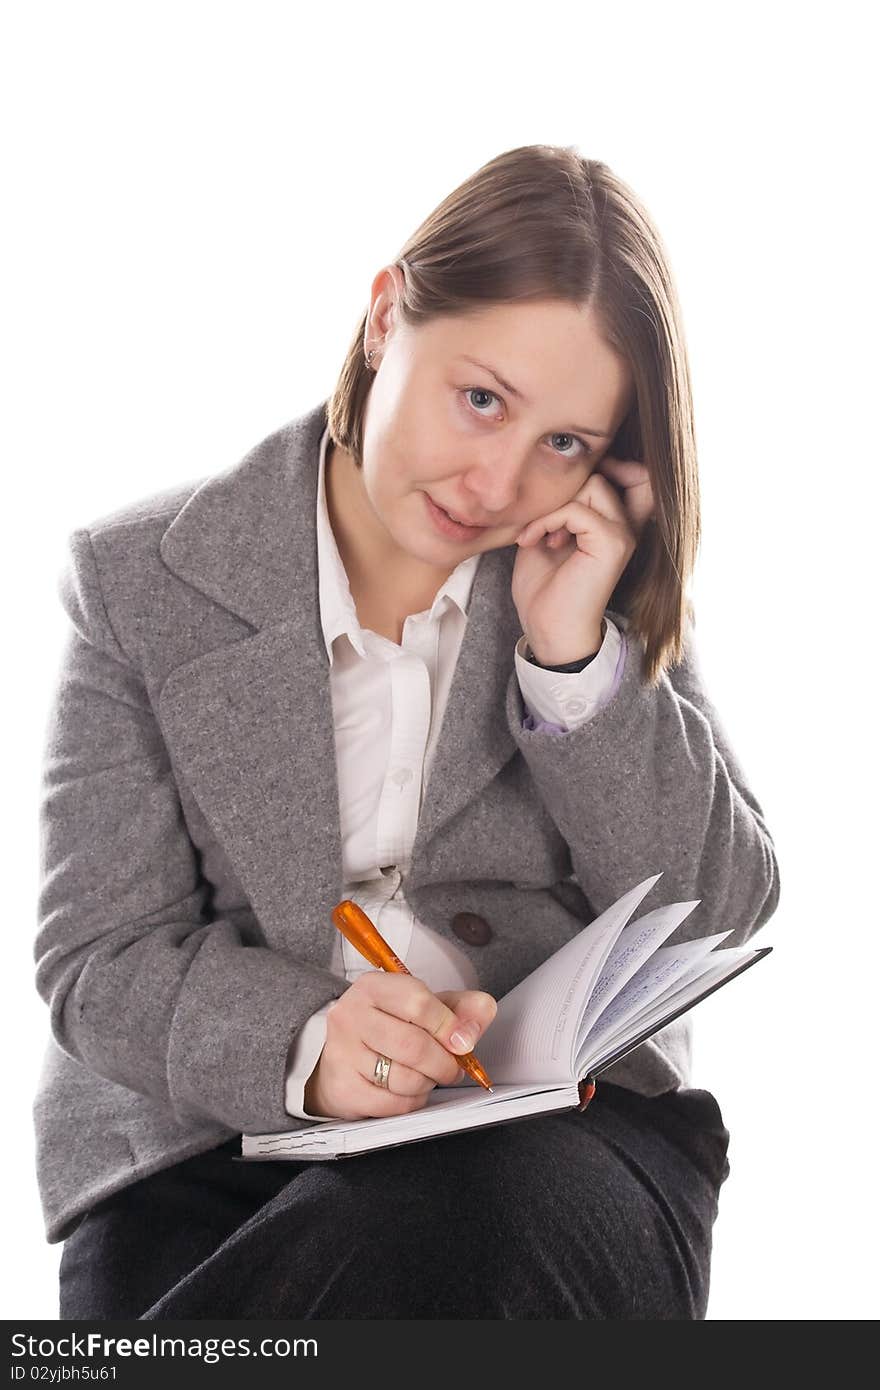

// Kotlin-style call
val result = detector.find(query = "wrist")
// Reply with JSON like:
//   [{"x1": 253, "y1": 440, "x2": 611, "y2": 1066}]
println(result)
[
  {"x1": 304, "y1": 1060, "x2": 328, "y2": 1117},
  {"x1": 525, "y1": 619, "x2": 606, "y2": 669}
]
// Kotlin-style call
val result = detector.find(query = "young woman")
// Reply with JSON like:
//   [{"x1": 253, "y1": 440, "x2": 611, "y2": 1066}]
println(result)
[{"x1": 36, "y1": 143, "x2": 780, "y2": 1320}]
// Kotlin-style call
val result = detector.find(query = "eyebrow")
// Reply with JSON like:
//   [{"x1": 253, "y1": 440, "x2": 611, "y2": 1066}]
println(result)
[{"x1": 458, "y1": 355, "x2": 612, "y2": 438}]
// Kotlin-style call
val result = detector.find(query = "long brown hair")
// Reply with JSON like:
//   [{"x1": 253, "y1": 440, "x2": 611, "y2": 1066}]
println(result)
[{"x1": 326, "y1": 143, "x2": 700, "y2": 687}]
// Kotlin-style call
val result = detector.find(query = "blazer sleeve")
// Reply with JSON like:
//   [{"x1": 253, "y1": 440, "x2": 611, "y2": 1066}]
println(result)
[
  {"x1": 34, "y1": 528, "x2": 349, "y2": 1135},
  {"x1": 505, "y1": 609, "x2": 780, "y2": 948}
]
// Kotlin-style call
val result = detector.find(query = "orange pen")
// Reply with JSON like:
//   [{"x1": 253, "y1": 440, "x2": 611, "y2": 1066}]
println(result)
[{"x1": 331, "y1": 898, "x2": 494, "y2": 1092}]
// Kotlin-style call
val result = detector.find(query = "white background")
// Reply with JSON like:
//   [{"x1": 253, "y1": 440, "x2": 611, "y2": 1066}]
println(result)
[{"x1": 3, "y1": 0, "x2": 876, "y2": 1322}]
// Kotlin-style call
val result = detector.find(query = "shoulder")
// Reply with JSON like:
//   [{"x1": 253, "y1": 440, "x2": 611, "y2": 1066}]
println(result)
[
  {"x1": 55, "y1": 472, "x2": 217, "y2": 675},
  {"x1": 77, "y1": 474, "x2": 209, "y2": 540},
  {"x1": 56, "y1": 401, "x2": 328, "y2": 663},
  {"x1": 60, "y1": 474, "x2": 208, "y2": 612}
]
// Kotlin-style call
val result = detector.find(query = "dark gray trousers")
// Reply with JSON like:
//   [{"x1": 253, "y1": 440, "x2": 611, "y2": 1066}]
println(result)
[{"x1": 58, "y1": 1082, "x2": 731, "y2": 1320}]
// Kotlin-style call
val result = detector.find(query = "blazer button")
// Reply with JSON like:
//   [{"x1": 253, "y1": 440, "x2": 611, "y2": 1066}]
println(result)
[{"x1": 451, "y1": 912, "x2": 493, "y2": 946}]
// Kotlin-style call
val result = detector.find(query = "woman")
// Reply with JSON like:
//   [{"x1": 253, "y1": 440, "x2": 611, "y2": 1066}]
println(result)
[{"x1": 36, "y1": 143, "x2": 780, "y2": 1320}]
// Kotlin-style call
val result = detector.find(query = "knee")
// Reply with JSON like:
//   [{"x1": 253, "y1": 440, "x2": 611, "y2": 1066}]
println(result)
[
  {"x1": 264, "y1": 1142, "x2": 528, "y2": 1317},
  {"x1": 422, "y1": 1123, "x2": 712, "y2": 1319},
  {"x1": 263, "y1": 1125, "x2": 711, "y2": 1320}
]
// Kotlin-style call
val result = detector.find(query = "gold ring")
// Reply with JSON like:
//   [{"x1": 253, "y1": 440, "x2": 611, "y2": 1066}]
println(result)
[{"x1": 373, "y1": 1054, "x2": 392, "y2": 1089}]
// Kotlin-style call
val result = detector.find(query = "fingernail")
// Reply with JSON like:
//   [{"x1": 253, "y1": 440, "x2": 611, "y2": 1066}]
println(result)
[{"x1": 450, "y1": 1025, "x2": 478, "y2": 1052}]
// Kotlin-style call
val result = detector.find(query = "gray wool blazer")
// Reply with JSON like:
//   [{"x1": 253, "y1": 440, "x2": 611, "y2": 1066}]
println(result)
[{"x1": 33, "y1": 398, "x2": 781, "y2": 1245}]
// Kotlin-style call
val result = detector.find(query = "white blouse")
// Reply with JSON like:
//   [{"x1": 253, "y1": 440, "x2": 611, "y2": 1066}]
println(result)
[{"x1": 284, "y1": 424, "x2": 624, "y2": 1117}]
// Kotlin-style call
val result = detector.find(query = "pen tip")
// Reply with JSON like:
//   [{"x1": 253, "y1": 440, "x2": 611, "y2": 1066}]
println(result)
[{"x1": 488, "y1": 1086, "x2": 494, "y2": 1093}]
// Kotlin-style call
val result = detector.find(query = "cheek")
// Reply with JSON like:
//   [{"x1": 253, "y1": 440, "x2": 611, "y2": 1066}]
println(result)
[
  {"x1": 375, "y1": 445, "x2": 444, "y2": 499},
  {"x1": 367, "y1": 423, "x2": 415, "y2": 483},
  {"x1": 398, "y1": 438, "x2": 451, "y2": 484},
  {"x1": 531, "y1": 471, "x2": 589, "y2": 515},
  {"x1": 388, "y1": 391, "x2": 450, "y2": 464}
]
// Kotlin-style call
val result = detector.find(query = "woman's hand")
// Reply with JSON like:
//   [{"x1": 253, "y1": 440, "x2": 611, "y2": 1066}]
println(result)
[
  {"x1": 511, "y1": 455, "x2": 656, "y2": 665},
  {"x1": 303, "y1": 974, "x2": 498, "y2": 1120}
]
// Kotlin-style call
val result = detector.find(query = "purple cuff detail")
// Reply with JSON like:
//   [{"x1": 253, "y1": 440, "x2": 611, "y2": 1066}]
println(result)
[
  {"x1": 521, "y1": 714, "x2": 567, "y2": 734},
  {"x1": 519, "y1": 631, "x2": 628, "y2": 734}
]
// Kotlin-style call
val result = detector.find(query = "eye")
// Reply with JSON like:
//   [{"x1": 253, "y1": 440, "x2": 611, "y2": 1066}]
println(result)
[{"x1": 461, "y1": 387, "x2": 593, "y2": 460}]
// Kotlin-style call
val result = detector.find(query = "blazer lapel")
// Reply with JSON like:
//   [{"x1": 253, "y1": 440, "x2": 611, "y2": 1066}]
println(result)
[
  {"x1": 155, "y1": 399, "x2": 520, "y2": 960},
  {"x1": 408, "y1": 544, "x2": 521, "y2": 883}
]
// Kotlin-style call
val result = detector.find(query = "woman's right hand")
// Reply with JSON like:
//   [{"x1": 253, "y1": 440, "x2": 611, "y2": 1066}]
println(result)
[{"x1": 303, "y1": 974, "x2": 498, "y2": 1120}]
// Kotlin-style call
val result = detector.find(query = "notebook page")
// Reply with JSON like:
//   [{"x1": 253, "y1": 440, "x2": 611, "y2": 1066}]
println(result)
[
  {"x1": 575, "y1": 930, "x2": 732, "y2": 1069},
  {"x1": 243, "y1": 1081, "x2": 579, "y2": 1158},
  {"x1": 601, "y1": 948, "x2": 739, "y2": 1033},
  {"x1": 584, "y1": 947, "x2": 763, "y2": 1074},
  {"x1": 576, "y1": 899, "x2": 701, "y2": 1042},
  {"x1": 474, "y1": 873, "x2": 664, "y2": 1085},
  {"x1": 341, "y1": 1082, "x2": 580, "y2": 1155}
]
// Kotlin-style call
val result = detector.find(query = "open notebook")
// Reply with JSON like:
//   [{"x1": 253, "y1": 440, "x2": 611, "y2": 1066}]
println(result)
[{"x1": 240, "y1": 872, "x2": 771, "y2": 1161}]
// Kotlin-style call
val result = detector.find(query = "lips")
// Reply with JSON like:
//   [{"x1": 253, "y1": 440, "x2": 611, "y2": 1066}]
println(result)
[{"x1": 431, "y1": 497, "x2": 488, "y2": 527}]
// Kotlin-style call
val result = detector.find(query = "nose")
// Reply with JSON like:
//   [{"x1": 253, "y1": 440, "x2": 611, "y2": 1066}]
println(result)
[{"x1": 458, "y1": 447, "x2": 526, "y2": 517}]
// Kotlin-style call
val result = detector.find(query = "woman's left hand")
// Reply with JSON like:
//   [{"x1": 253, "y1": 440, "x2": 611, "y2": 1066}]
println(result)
[{"x1": 511, "y1": 455, "x2": 655, "y2": 665}]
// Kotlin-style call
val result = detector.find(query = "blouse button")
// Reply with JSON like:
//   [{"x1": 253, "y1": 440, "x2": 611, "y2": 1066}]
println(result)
[{"x1": 450, "y1": 912, "x2": 493, "y2": 946}]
